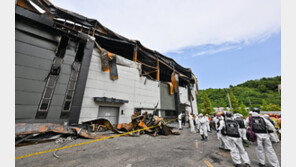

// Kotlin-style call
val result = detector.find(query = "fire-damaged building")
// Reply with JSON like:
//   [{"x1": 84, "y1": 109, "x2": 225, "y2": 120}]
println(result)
[{"x1": 15, "y1": 0, "x2": 199, "y2": 126}]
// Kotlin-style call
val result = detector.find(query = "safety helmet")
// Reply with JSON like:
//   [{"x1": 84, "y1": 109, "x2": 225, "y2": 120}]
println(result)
[{"x1": 252, "y1": 107, "x2": 260, "y2": 113}]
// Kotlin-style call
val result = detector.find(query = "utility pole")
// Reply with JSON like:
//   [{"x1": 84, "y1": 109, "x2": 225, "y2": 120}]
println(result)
[{"x1": 224, "y1": 88, "x2": 233, "y2": 112}]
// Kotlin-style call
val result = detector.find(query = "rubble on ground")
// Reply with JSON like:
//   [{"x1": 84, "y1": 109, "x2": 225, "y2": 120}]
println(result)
[{"x1": 15, "y1": 113, "x2": 179, "y2": 146}]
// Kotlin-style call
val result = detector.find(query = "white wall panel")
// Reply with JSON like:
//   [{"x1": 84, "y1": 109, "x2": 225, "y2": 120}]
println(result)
[{"x1": 79, "y1": 49, "x2": 160, "y2": 124}]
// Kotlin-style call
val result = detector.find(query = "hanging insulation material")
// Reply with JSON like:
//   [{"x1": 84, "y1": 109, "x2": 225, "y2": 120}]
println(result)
[
  {"x1": 95, "y1": 41, "x2": 118, "y2": 80},
  {"x1": 171, "y1": 71, "x2": 179, "y2": 93},
  {"x1": 166, "y1": 82, "x2": 174, "y2": 95}
]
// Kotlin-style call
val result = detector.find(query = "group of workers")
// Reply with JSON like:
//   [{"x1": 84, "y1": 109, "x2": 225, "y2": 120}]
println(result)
[{"x1": 178, "y1": 108, "x2": 281, "y2": 167}]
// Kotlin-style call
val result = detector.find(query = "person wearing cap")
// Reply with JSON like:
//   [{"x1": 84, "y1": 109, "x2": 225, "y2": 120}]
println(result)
[
  {"x1": 198, "y1": 114, "x2": 208, "y2": 141},
  {"x1": 245, "y1": 108, "x2": 280, "y2": 167}
]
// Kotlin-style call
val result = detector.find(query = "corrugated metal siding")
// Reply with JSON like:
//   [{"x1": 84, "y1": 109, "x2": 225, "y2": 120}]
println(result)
[{"x1": 15, "y1": 19, "x2": 76, "y2": 123}]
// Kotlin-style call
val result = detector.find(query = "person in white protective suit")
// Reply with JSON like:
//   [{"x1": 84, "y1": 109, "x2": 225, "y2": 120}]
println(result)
[
  {"x1": 216, "y1": 112, "x2": 230, "y2": 150},
  {"x1": 234, "y1": 113, "x2": 249, "y2": 147},
  {"x1": 188, "y1": 113, "x2": 196, "y2": 133},
  {"x1": 213, "y1": 114, "x2": 219, "y2": 131},
  {"x1": 220, "y1": 112, "x2": 251, "y2": 167},
  {"x1": 245, "y1": 108, "x2": 280, "y2": 167},
  {"x1": 263, "y1": 115, "x2": 280, "y2": 143},
  {"x1": 198, "y1": 114, "x2": 208, "y2": 141},
  {"x1": 178, "y1": 112, "x2": 183, "y2": 130},
  {"x1": 195, "y1": 114, "x2": 200, "y2": 133},
  {"x1": 205, "y1": 114, "x2": 211, "y2": 132}
]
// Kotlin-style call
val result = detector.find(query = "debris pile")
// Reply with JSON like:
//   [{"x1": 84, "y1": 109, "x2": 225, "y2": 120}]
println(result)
[{"x1": 15, "y1": 113, "x2": 179, "y2": 146}]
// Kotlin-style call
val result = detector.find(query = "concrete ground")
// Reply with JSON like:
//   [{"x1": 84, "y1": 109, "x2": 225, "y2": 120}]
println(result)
[{"x1": 15, "y1": 123, "x2": 281, "y2": 167}]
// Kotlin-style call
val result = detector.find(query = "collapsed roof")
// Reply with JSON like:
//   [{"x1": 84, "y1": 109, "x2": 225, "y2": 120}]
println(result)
[{"x1": 16, "y1": 0, "x2": 198, "y2": 88}]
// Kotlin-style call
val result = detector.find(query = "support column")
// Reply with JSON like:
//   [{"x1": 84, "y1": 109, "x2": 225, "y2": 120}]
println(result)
[{"x1": 156, "y1": 59, "x2": 160, "y2": 81}]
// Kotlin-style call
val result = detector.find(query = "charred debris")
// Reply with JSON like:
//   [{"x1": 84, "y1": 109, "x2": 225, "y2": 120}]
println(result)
[{"x1": 16, "y1": 107, "x2": 180, "y2": 146}]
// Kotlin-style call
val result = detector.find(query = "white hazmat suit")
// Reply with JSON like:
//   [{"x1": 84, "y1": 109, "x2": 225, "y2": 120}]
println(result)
[
  {"x1": 234, "y1": 114, "x2": 247, "y2": 141},
  {"x1": 223, "y1": 116, "x2": 250, "y2": 166},
  {"x1": 195, "y1": 115, "x2": 200, "y2": 133},
  {"x1": 263, "y1": 115, "x2": 280, "y2": 143},
  {"x1": 199, "y1": 115, "x2": 208, "y2": 140},
  {"x1": 189, "y1": 114, "x2": 196, "y2": 133},
  {"x1": 213, "y1": 116, "x2": 219, "y2": 131},
  {"x1": 205, "y1": 115, "x2": 210, "y2": 131},
  {"x1": 245, "y1": 112, "x2": 280, "y2": 167},
  {"x1": 217, "y1": 116, "x2": 230, "y2": 150},
  {"x1": 178, "y1": 113, "x2": 183, "y2": 129}
]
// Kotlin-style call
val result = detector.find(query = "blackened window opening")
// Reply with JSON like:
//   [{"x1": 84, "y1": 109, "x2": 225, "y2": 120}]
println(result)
[
  {"x1": 60, "y1": 40, "x2": 86, "y2": 119},
  {"x1": 36, "y1": 35, "x2": 70, "y2": 119}
]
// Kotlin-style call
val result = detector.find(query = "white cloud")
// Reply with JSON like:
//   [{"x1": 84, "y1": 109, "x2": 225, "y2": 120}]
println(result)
[
  {"x1": 51, "y1": 0, "x2": 280, "y2": 53},
  {"x1": 193, "y1": 45, "x2": 241, "y2": 57}
]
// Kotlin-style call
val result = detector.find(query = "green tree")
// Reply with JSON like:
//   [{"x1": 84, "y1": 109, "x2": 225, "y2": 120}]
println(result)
[
  {"x1": 223, "y1": 106, "x2": 228, "y2": 112},
  {"x1": 258, "y1": 84, "x2": 267, "y2": 92},
  {"x1": 261, "y1": 99, "x2": 268, "y2": 111},
  {"x1": 196, "y1": 76, "x2": 281, "y2": 109},
  {"x1": 197, "y1": 103, "x2": 202, "y2": 113},
  {"x1": 239, "y1": 102, "x2": 248, "y2": 117},
  {"x1": 229, "y1": 92, "x2": 239, "y2": 113},
  {"x1": 266, "y1": 104, "x2": 281, "y2": 111},
  {"x1": 202, "y1": 93, "x2": 214, "y2": 115}
]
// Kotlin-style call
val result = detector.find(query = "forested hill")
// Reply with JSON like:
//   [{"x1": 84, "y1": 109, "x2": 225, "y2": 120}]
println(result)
[{"x1": 196, "y1": 76, "x2": 281, "y2": 111}]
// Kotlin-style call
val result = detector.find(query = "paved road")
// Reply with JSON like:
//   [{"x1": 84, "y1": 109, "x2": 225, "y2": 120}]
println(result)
[{"x1": 15, "y1": 123, "x2": 281, "y2": 167}]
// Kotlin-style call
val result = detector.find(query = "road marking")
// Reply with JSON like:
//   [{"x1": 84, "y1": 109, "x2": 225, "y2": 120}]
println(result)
[
  {"x1": 217, "y1": 151, "x2": 230, "y2": 157},
  {"x1": 204, "y1": 160, "x2": 213, "y2": 167},
  {"x1": 195, "y1": 141, "x2": 198, "y2": 148},
  {"x1": 15, "y1": 118, "x2": 177, "y2": 160}
]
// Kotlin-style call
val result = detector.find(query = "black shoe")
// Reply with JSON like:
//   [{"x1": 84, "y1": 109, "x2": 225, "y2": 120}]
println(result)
[
  {"x1": 244, "y1": 163, "x2": 250, "y2": 167},
  {"x1": 258, "y1": 163, "x2": 265, "y2": 167},
  {"x1": 234, "y1": 164, "x2": 242, "y2": 167},
  {"x1": 205, "y1": 136, "x2": 208, "y2": 141},
  {"x1": 201, "y1": 135, "x2": 205, "y2": 140}
]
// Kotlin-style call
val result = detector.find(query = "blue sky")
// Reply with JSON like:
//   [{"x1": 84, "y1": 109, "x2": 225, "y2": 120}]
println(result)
[
  {"x1": 50, "y1": 0, "x2": 281, "y2": 90},
  {"x1": 165, "y1": 32, "x2": 281, "y2": 89}
]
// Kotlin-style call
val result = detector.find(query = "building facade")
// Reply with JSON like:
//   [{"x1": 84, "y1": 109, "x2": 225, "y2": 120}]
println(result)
[{"x1": 15, "y1": 0, "x2": 198, "y2": 125}]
